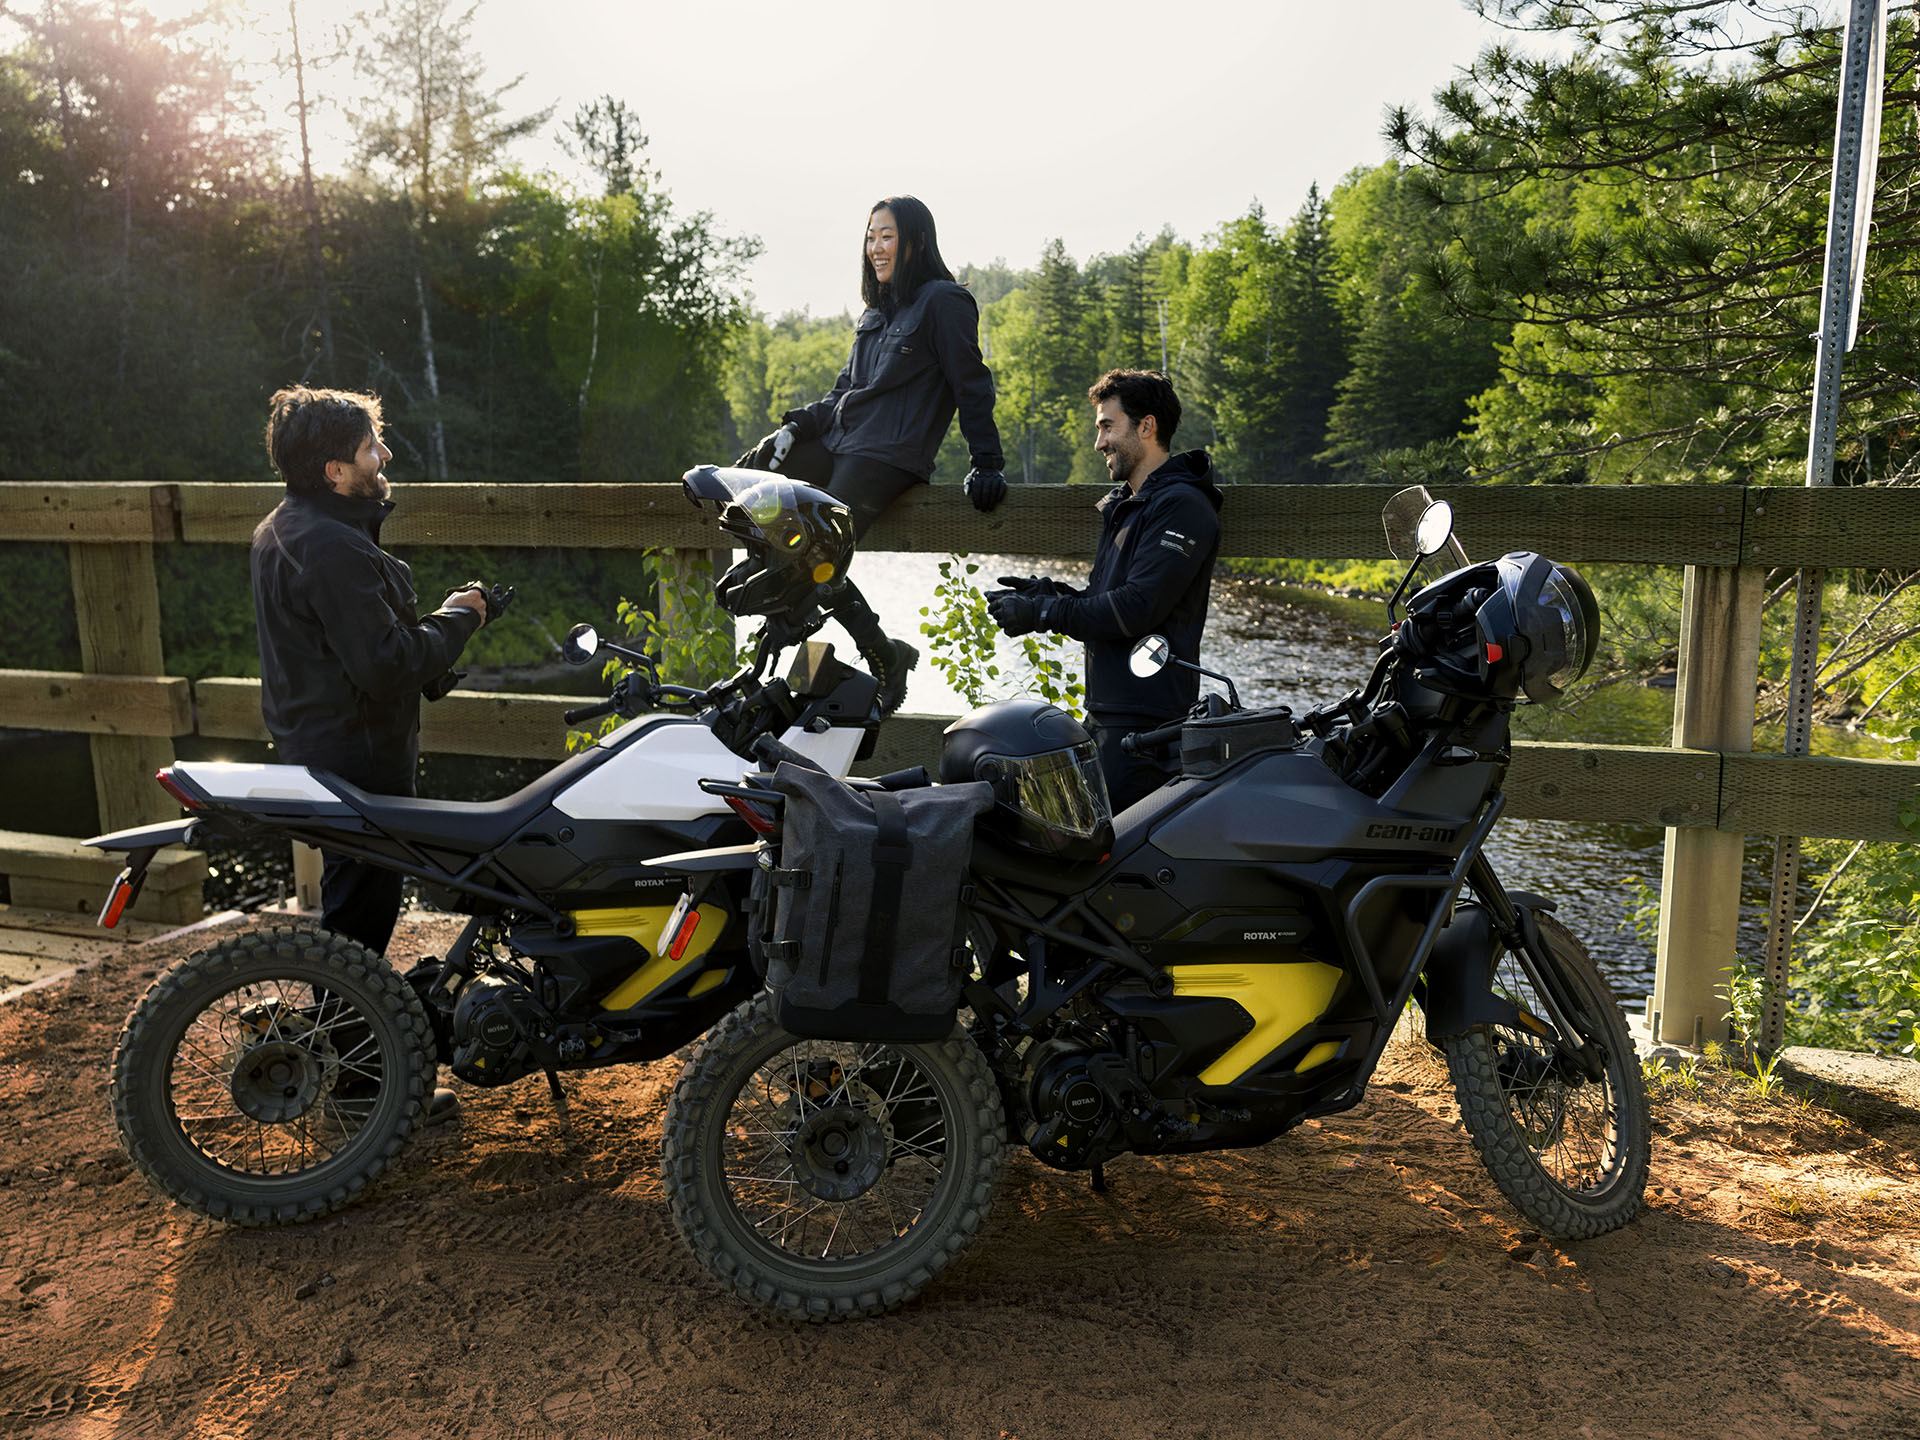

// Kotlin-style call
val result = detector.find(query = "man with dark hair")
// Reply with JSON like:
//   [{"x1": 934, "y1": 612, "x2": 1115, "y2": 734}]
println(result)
[
  {"x1": 986, "y1": 369, "x2": 1222, "y2": 809},
  {"x1": 252, "y1": 385, "x2": 491, "y2": 959}
]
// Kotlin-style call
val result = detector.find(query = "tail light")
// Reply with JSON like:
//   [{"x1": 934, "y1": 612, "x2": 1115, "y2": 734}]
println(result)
[
  {"x1": 155, "y1": 768, "x2": 201, "y2": 810},
  {"x1": 724, "y1": 794, "x2": 776, "y2": 836}
]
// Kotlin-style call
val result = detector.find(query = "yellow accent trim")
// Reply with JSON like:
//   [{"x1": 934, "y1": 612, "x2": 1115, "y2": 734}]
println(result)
[
  {"x1": 686, "y1": 969, "x2": 728, "y2": 999},
  {"x1": 574, "y1": 903, "x2": 728, "y2": 1012},
  {"x1": 1169, "y1": 962, "x2": 1344, "y2": 1085},
  {"x1": 1294, "y1": 1040, "x2": 1344, "y2": 1073}
]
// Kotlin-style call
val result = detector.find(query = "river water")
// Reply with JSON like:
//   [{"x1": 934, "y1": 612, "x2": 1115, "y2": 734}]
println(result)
[{"x1": 0, "y1": 550, "x2": 1829, "y2": 1003}]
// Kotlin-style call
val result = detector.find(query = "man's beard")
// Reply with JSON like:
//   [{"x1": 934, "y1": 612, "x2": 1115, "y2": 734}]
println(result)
[
  {"x1": 343, "y1": 465, "x2": 390, "y2": 500},
  {"x1": 1106, "y1": 443, "x2": 1142, "y2": 486}
]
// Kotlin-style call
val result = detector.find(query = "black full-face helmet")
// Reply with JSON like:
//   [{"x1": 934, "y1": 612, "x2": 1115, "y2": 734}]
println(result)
[
  {"x1": 1402, "y1": 550, "x2": 1599, "y2": 705},
  {"x1": 682, "y1": 464, "x2": 855, "y2": 618},
  {"x1": 939, "y1": 699, "x2": 1114, "y2": 862}
]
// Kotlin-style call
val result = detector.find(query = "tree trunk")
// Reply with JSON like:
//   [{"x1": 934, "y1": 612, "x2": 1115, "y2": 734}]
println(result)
[
  {"x1": 414, "y1": 264, "x2": 448, "y2": 480},
  {"x1": 288, "y1": 0, "x2": 334, "y2": 379}
]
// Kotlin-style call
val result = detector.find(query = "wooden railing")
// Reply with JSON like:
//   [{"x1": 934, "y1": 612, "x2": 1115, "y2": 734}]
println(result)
[{"x1": 3, "y1": 480, "x2": 1918, "y2": 1045}]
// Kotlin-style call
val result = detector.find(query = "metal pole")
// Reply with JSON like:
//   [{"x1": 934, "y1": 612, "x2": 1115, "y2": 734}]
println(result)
[{"x1": 1759, "y1": 0, "x2": 1886, "y2": 1055}]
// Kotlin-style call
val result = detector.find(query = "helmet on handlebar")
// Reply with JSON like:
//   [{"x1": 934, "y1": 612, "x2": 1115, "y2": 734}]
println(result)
[
  {"x1": 1401, "y1": 551, "x2": 1599, "y2": 705},
  {"x1": 683, "y1": 465, "x2": 856, "y2": 618},
  {"x1": 939, "y1": 699, "x2": 1113, "y2": 862}
]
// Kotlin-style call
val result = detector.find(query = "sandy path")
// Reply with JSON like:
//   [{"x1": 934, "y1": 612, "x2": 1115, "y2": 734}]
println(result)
[{"x1": 2, "y1": 914, "x2": 1917, "y2": 1439}]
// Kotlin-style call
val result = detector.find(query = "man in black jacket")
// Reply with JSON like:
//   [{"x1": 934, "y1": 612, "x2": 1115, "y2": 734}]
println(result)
[
  {"x1": 986, "y1": 370, "x2": 1222, "y2": 810},
  {"x1": 252, "y1": 386, "x2": 490, "y2": 956}
]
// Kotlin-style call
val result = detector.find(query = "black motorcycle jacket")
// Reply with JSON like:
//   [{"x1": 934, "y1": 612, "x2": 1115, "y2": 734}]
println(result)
[
  {"x1": 1040, "y1": 450, "x2": 1223, "y2": 725},
  {"x1": 782, "y1": 279, "x2": 1004, "y2": 480},
  {"x1": 250, "y1": 489, "x2": 482, "y2": 781}
]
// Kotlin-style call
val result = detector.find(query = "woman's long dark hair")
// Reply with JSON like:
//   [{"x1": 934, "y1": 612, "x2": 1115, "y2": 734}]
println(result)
[{"x1": 860, "y1": 194, "x2": 954, "y2": 311}]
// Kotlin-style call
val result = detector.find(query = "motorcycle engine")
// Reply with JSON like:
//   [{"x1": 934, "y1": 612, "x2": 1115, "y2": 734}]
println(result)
[
  {"x1": 1023, "y1": 1036, "x2": 1126, "y2": 1169},
  {"x1": 449, "y1": 973, "x2": 550, "y2": 1087}
]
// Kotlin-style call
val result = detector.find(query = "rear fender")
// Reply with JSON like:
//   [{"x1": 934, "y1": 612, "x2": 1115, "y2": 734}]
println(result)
[{"x1": 85, "y1": 819, "x2": 202, "y2": 853}]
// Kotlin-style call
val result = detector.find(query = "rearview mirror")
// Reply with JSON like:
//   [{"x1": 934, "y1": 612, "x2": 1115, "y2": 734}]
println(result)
[
  {"x1": 1415, "y1": 500, "x2": 1455, "y2": 559},
  {"x1": 1130, "y1": 634, "x2": 1171, "y2": 678},
  {"x1": 560, "y1": 623, "x2": 600, "y2": 666}
]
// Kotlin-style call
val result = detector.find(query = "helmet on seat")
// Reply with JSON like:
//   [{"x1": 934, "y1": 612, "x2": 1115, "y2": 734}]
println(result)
[
  {"x1": 683, "y1": 465, "x2": 855, "y2": 618},
  {"x1": 939, "y1": 699, "x2": 1113, "y2": 862},
  {"x1": 1402, "y1": 551, "x2": 1599, "y2": 704}
]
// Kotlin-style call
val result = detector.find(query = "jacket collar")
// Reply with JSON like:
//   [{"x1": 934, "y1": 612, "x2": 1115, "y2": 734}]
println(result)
[{"x1": 291, "y1": 486, "x2": 395, "y2": 537}]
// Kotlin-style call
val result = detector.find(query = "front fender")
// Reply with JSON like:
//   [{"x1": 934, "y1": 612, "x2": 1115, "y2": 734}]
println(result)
[{"x1": 1418, "y1": 903, "x2": 1523, "y2": 1041}]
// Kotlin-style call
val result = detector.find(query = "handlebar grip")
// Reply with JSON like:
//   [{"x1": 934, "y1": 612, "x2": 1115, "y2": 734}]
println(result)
[
  {"x1": 563, "y1": 698, "x2": 617, "y2": 726},
  {"x1": 1120, "y1": 722, "x2": 1185, "y2": 756}
]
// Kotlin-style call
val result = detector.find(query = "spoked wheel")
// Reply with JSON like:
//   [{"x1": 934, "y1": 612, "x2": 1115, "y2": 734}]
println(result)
[
  {"x1": 1442, "y1": 912, "x2": 1649, "y2": 1239},
  {"x1": 662, "y1": 994, "x2": 1004, "y2": 1321},
  {"x1": 111, "y1": 925, "x2": 434, "y2": 1226}
]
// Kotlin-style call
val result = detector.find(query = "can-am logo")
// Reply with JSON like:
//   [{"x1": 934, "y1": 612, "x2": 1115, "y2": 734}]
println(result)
[{"x1": 1365, "y1": 822, "x2": 1459, "y2": 843}]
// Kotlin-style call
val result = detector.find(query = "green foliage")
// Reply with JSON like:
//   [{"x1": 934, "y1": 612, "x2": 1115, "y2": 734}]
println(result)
[{"x1": 916, "y1": 557, "x2": 1083, "y2": 718}]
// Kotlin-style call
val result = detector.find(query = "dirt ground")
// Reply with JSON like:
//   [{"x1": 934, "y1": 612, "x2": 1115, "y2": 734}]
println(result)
[{"x1": 3, "y1": 913, "x2": 1919, "y2": 1440}]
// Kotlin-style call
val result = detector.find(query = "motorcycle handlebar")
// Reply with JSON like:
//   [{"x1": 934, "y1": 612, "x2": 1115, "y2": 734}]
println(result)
[
  {"x1": 1121, "y1": 720, "x2": 1185, "y2": 756},
  {"x1": 563, "y1": 697, "x2": 618, "y2": 726}
]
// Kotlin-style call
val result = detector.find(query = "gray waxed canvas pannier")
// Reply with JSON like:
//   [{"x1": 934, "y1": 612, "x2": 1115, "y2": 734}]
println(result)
[{"x1": 753, "y1": 762, "x2": 994, "y2": 1041}]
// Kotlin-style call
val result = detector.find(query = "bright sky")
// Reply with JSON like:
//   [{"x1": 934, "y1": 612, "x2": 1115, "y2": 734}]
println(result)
[{"x1": 132, "y1": 0, "x2": 1515, "y2": 316}]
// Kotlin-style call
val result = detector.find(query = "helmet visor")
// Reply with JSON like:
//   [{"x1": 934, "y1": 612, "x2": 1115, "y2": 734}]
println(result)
[
  {"x1": 1538, "y1": 570, "x2": 1590, "y2": 693},
  {"x1": 995, "y1": 743, "x2": 1113, "y2": 848}
]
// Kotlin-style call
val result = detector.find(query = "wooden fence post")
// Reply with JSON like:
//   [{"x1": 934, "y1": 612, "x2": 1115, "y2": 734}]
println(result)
[
  {"x1": 1648, "y1": 564, "x2": 1765, "y2": 1046},
  {"x1": 68, "y1": 537, "x2": 178, "y2": 832}
]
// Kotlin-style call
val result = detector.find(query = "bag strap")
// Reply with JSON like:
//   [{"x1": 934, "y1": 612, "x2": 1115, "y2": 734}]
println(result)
[{"x1": 861, "y1": 790, "x2": 912, "y2": 1005}]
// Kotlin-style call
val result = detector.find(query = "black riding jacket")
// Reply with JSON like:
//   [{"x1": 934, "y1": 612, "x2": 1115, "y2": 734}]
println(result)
[
  {"x1": 782, "y1": 279, "x2": 1004, "y2": 479},
  {"x1": 250, "y1": 489, "x2": 482, "y2": 785},
  {"x1": 1040, "y1": 451, "x2": 1223, "y2": 725}
]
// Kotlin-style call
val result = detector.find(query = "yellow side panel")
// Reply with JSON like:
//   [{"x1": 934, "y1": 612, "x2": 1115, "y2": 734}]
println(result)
[
  {"x1": 1294, "y1": 1039, "x2": 1345, "y2": 1073},
  {"x1": 1170, "y1": 962, "x2": 1344, "y2": 1086},
  {"x1": 686, "y1": 969, "x2": 728, "y2": 999},
  {"x1": 579, "y1": 903, "x2": 729, "y2": 1012}
]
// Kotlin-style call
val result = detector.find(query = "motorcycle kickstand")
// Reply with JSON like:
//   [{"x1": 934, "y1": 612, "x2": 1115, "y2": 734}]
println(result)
[
  {"x1": 1090, "y1": 1162, "x2": 1108, "y2": 1196},
  {"x1": 544, "y1": 1068, "x2": 574, "y2": 1143}
]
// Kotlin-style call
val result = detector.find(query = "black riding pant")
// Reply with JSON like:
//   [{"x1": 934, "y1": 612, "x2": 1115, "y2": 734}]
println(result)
[
  {"x1": 769, "y1": 436, "x2": 920, "y2": 541},
  {"x1": 307, "y1": 748, "x2": 415, "y2": 957}
]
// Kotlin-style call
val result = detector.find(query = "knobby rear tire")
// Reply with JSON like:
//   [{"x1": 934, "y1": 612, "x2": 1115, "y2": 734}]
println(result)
[
  {"x1": 1442, "y1": 912, "x2": 1650, "y2": 1240},
  {"x1": 662, "y1": 994, "x2": 1005, "y2": 1321},
  {"x1": 111, "y1": 924, "x2": 434, "y2": 1227}
]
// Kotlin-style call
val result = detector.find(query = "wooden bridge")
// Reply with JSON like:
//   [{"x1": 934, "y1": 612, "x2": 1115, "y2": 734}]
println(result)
[{"x1": 2, "y1": 479, "x2": 1917, "y2": 1044}]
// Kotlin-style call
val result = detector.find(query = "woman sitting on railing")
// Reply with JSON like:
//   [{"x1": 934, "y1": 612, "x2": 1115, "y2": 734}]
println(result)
[{"x1": 736, "y1": 193, "x2": 1007, "y2": 718}]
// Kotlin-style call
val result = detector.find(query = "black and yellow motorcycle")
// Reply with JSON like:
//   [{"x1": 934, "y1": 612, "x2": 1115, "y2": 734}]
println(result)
[{"x1": 652, "y1": 489, "x2": 1651, "y2": 1320}]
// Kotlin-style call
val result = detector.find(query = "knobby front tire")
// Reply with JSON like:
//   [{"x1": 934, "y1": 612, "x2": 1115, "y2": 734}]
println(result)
[{"x1": 1442, "y1": 912, "x2": 1650, "y2": 1240}]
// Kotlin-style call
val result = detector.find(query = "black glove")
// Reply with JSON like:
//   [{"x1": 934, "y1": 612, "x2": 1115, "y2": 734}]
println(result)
[
  {"x1": 737, "y1": 425, "x2": 798, "y2": 471},
  {"x1": 451, "y1": 580, "x2": 514, "y2": 624},
  {"x1": 963, "y1": 468, "x2": 1007, "y2": 512},
  {"x1": 995, "y1": 574, "x2": 1062, "y2": 597},
  {"x1": 986, "y1": 589, "x2": 1045, "y2": 637}
]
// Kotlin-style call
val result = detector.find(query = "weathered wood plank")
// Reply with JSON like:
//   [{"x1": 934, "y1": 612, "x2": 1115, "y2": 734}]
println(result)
[
  {"x1": 851, "y1": 483, "x2": 1750, "y2": 564},
  {"x1": 0, "y1": 829, "x2": 207, "y2": 885},
  {"x1": 189, "y1": 676, "x2": 270, "y2": 741},
  {"x1": 0, "y1": 669, "x2": 193, "y2": 736},
  {"x1": 1742, "y1": 485, "x2": 1920, "y2": 569},
  {"x1": 0, "y1": 483, "x2": 174, "y2": 543},
  {"x1": 1720, "y1": 753, "x2": 1920, "y2": 842},
  {"x1": 0, "y1": 903, "x2": 173, "y2": 943},
  {"x1": 69, "y1": 541, "x2": 178, "y2": 830},
  {"x1": 30, "y1": 481, "x2": 1920, "y2": 570},
  {"x1": 175, "y1": 482, "x2": 725, "y2": 549}
]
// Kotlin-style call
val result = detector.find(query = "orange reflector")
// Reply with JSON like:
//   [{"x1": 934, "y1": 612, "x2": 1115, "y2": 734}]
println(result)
[
  {"x1": 98, "y1": 872, "x2": 133, "y2": 929},
  {"x1": 667, "y1": 909, "x2": 701, "y2": 961}
]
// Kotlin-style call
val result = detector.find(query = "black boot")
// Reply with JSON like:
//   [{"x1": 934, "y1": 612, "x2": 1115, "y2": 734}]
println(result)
[{"x1": 826, "y1": 583, "x2": 917, "y2": 720}]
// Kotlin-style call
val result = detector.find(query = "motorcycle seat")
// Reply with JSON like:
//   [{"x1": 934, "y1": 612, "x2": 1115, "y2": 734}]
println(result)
[{"x1": 318, "y1": 742, "x2": 614, "y2": 854}]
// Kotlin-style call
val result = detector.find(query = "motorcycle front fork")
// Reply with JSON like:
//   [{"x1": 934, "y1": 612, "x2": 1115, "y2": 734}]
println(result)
[{"x1": 1465, "y1": 853, "x2": 1606, "y2": 1080}]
